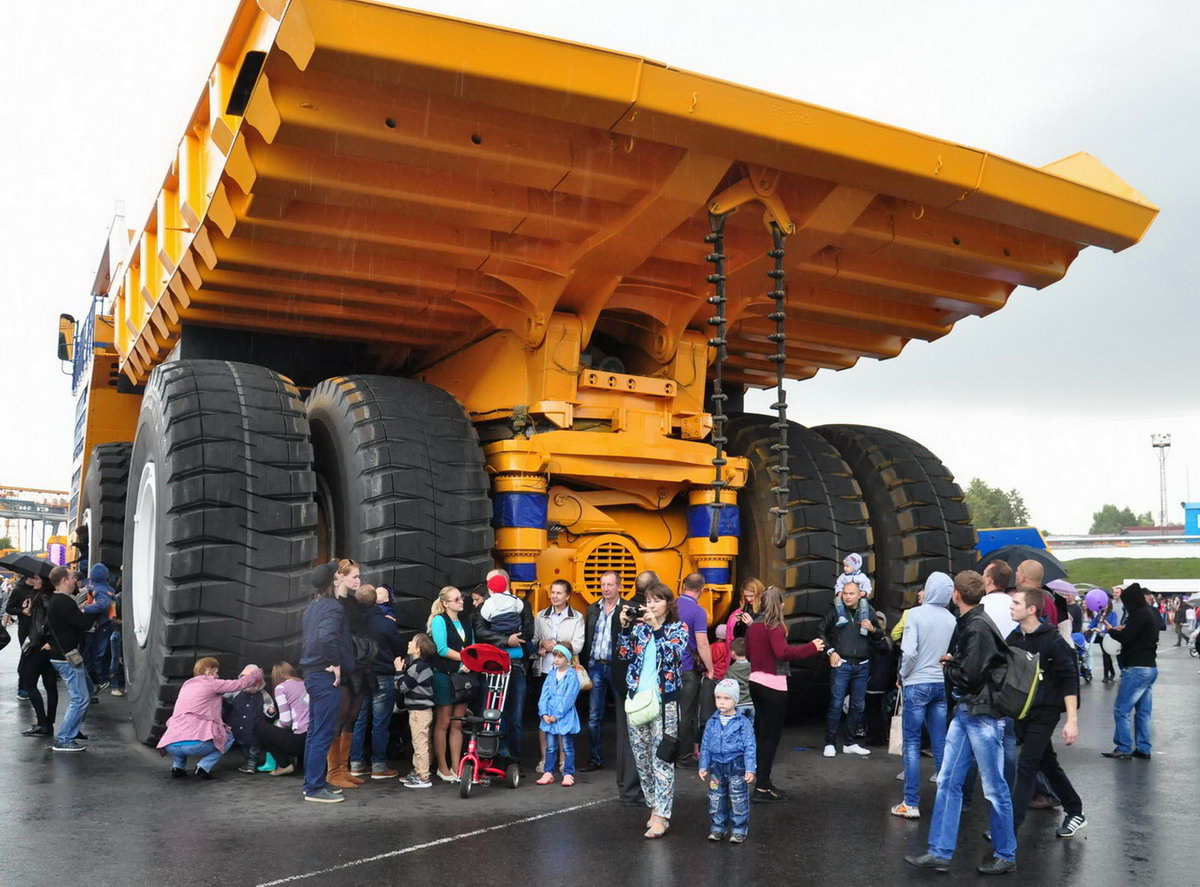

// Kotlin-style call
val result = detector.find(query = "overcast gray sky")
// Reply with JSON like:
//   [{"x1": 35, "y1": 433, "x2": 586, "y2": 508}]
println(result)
[{"x1": 1, "y1": 0, "x2": 1196, "y2": 533}]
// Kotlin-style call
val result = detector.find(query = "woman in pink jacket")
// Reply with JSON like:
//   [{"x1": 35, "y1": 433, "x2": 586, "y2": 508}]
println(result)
[{"x1": 157, "y1": 657, "x2": 263, "y2": 779}]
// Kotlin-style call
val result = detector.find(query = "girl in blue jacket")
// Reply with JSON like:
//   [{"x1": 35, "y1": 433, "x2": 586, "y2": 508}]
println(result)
[{"x1": 536, "y1": 644, "x2": 581, "y2": 786}]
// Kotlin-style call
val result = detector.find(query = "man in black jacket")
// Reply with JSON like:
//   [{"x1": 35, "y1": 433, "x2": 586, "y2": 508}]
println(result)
[
  {"x1": 1007, "y1": 588, "x2": 1086, "y2": 838},
  {"x1": 5, "y1": 576, "x2": 36, "y2": 701},
  {"x1": 906, "y1": 570, "x2": 1016, "y2": 876},
  {"x1": 818, "y1": 582, "x2": 885, "y2": 757},
  {"x1": 1103, "y1": 583, "x2": 1159, "y2": 760},
  {"x1": 43, "y1": 566, "x2": 97, "y2": 752}
]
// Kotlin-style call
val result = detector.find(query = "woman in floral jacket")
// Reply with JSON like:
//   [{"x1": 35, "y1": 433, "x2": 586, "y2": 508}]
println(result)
[{"x1": 617, "y1": 582, "x2": 688, "y2": 839}]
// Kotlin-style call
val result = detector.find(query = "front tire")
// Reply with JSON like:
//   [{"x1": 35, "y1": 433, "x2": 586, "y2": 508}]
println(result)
[
  {"x1": 122, "y1": 360, "x2": 317, "y2": 744},
  {"x1": 459, "y1": 761, "x2": 476, "y2": 798}
]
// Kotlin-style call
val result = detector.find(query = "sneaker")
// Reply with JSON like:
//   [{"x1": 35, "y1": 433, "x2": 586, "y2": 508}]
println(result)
[
  {"x1": 195, "y1": 767, "x2": 215, "y2": 780},
  {"x1": 349, "y1": 761, "x2": 370, "y2": 777},
  {"x1": 843, "y1": 743, "x2": 871, "y2": 756},
  {"x1": 97, "y1": 681, "x2": 110, "y2": 692},
  {"x1": 304, "y1": 788, "x2": 345, "y2": 804},
  {"x1": 171, "y1": 767, "x2": 189, "y2": 778},
  {"x1": 402, "y1": 773, "x2": 432, "y2": 789},
  {"x1": 929, "y1": 772, "x2": 939, "y2": 783},
  {"x1": 52, "y1": 741, "x2": 86, "y2": 752},
  {"x1": 1056, "y1": 814, "x2": 1087, "y2": 838},
  {"x1": 536, "y1": 772, "x2": 555, "y2": 785},
  {"x1": 729, "y1": 834, "x2": 746, "y2": 844},
  {"x1": 238, "y1": 762, "x2": 257, "y2": 774},
  {"x1": 890, "y1": 802, "x2": 920, "y2": 819},
  {"x1": 110, "y1": 688, "x2": 125, "y2": 697},
  {"x1": 823, "y1": 744, "x2": 837, "y2": 758},
  {"x1": 708, "y1": 832, "x2": 723, "y2": 842},
  {"x1": 895, "y1": 771, "x2": 904, "y2": 780},
  {"x1": 371, "y1": 768, "x2": 400, "y2": 780},
  {"x1": 16, "y1": 689, "x2": 29, "y2": 701}
]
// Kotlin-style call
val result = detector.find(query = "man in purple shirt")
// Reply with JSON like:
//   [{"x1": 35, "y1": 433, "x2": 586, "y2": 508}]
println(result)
[{"x1": 675, "y1": 572, "x2": 714, "y2": 766}]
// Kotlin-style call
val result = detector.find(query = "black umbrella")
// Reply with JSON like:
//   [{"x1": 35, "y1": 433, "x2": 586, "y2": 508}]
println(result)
[
  {"x1": 0, "y1": 553, "x2": 56, "y2": 579},
  {"x1": 974, "y1": 545, "x2": 1067, "y2": 585}
]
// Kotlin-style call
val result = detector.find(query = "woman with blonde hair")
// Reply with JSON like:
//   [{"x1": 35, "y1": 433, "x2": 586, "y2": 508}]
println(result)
[
  {"x1": 745, "y1": 585, "x2": 825, "y2": 802},
  {"x1": 724, "y1": 577, "x2": 764, "y2": 642},
  {"x1": 429, "y1": 585, "x2": 474, "y2": 782}
]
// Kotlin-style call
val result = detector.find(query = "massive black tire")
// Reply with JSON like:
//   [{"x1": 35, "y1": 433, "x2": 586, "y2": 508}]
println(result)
[
  {"x1": 816, "y1": 425, "x2": 976, "y2": 617},
  {"x1": 123, "y1": 361, "x2": 317, "y2": 744},
  {"x1": 305, "y1": 376, "x2": 493, "y2": 631},
  {"x1": 79, "y1": 442, "x2": 132, "y2": 574},
  {"x1": 727, "y1": 416, "x2": 872, "y2": 643}
]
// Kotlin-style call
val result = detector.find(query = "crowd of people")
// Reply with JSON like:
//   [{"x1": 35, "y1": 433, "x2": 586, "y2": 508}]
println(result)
[{"x1": 0, "y1": 548, "x2": 1183, "y2": 868}]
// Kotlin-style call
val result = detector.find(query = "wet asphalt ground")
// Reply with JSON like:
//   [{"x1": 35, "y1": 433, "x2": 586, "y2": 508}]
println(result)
[{"x1": 1, "y1": 640, "x2": 1196, "y2": 887}]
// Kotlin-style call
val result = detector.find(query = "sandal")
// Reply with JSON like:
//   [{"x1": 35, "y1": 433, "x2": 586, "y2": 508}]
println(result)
[
  {"x1": 561, "y1": 774, "x2": 575, "y2": 787},
  {"x1": 644, "y1": 817, "x2": 669, "y2": 839},
  {"x1": 536, "y1": 772, "x2": 555, "y2": 785}
]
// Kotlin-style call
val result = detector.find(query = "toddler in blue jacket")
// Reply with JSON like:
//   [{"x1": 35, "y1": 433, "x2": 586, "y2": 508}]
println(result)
[{"x1": 699, "y1": 679, "x2": 757, "y2": 843}]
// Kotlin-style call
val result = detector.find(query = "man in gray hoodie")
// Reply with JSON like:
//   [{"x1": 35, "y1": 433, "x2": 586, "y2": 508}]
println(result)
[{"x1": 891, "y1": 572, "x2": 956, "y2": 819}]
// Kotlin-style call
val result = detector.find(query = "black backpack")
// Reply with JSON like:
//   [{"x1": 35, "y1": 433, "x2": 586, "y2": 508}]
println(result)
[{"x1": 983, "y1": 617, "x2": 1042, "y2": 720}]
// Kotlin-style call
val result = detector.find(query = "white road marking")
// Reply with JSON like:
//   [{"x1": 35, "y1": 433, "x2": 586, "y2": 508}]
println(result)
[{"x1": 255, "y1": 798, "x2": 610, "y2": 886}]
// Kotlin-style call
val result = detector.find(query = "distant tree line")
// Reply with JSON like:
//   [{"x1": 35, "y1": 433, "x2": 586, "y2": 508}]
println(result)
[{"x1": 1088, "y1": 504, "x2": 1154, "y2": 535}]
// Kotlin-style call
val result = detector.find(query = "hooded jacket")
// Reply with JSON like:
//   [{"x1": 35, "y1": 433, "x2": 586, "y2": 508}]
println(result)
[
  {"x1": 1006, "y1": 621, "x2": 1079, "y2": 716},
  {"x1": 943, "y1": 606, "x2": 1007, "y2": 718},
  {"x1": 1113, "y1": 584, "x2": 1158, "y2": 668},
  {"x1": 82, "y1": 564, "x2": 116, "y2": 627},
  {"x1": 899, "y1": 572, "x2": 957, "y2": 686}
]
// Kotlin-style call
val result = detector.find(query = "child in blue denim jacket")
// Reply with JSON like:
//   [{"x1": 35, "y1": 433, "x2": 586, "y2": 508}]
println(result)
[
  {"x1": 698, "y1": 679, "x2": 757, "y2": 843},
  {"x1": 536, "y1": 645, "x2": 581, "y2": 786},
  {"x1": 834, "y1": 552, "x2": 873, "y2": 635}
]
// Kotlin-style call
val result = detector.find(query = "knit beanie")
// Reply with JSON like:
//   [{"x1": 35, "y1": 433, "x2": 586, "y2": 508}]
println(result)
[
  {"x1": 714, "y1": 678, "x2": 739, "y2": 700},
  {"x1": 309, "y1": 560, "x2": 338, "y2": 590},
  {"x1": 843, "y1": 552, "x2": 863, "y2": 571}
]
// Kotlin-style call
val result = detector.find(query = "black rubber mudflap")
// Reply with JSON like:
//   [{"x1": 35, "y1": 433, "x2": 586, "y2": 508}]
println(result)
[
  {"x1": 80, "y1": 442, "x2": 132, "y2": 573},
  {"x1": 306, "y1": 376, "x2": 493, "y2": 632},
  {"x1": 727, "y1": 416, "x2": 872, "y2": 643},
  {"x1": 123, "y1": 361, "x2": 317, "y2": 744},
  {"x1": 816, "y1": 425, "x2": 977, "y2": 618}
]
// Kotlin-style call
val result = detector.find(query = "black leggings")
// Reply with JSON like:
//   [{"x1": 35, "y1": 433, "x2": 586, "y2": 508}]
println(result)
[
  {"x1": 20, "y1": 650, "x2": 59, "y2": 727},
  {"x1": 749, "y1": 682, "x2": 788, "y2": 790},
  {"x1": 255, "y1": 721, "x2": 306, "y2": 767}
]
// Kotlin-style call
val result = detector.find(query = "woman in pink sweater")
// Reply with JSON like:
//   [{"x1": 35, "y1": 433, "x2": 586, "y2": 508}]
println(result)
[{"x1": 157, "y1": 657, "x2": 263, "y2": 779}]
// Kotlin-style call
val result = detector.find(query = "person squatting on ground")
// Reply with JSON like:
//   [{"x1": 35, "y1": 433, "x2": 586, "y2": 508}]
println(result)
[
  {"x1": 157, "y1": 658, "x2": 263, "y2": 777},
  {"x1": 891, "y1": 571, "x2": 956, "y2": 820},
  {"x1": 395, "y1": 633, "x2": 437, "y2": 788},
  {"x1": 745, "y1": 585, "x2": 824, "y2": 802},
  {"x1": 1103, "y1": 583, "x2": 1159, "y2": 760},
  {"x1": 229, "y1": 664, "x2": 278, "y2": 773},
  {"x1": 698, "y1": 678, "x2": 756, "y2": 843},
  {"x1": 254, "y1": 662, "x2": 309, "y2": 778},
  {"x1": 1006, "y1": 588, "x2": 1087, "y2": 838},
  {"x1": 905, "y1": 570, "x2": 1017, "y2": 876},
  {"x1": 819, "y1": 581, "x2": 885, "y2": 757},
  {"x1": 618, "y1": 582, "x2": 687, "y2": 839},
  {"x1": 299, "y1": 559, "x2": 354, "y2": 803},
  {"x1": 536, "y1": 643, "x2": 582, "y2": 786}
]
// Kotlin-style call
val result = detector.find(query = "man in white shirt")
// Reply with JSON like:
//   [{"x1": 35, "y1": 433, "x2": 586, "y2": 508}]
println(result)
[{"x1": 980, "y1": 560, "x2": 1017, "y2": 638}]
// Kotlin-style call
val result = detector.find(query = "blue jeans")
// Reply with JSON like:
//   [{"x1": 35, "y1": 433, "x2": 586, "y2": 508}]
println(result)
[
  {"x1": 825, "y1": 660, "x2": 868, "y2": 744},
  {"x1": 586, "y1": 662, "x2": 612, "y2": 765},
  {"x1": 351, "y1": 678, "x2": 397, "y2": 765},
  {"x1": 108, "y1": 629, "x2": 124, "y2": 687},
  {"x1": 961, "y1": 716, "x2": 1017, "y2": 807},
  {"x1": 902, "y1": 682, "x2": 947, "y2": 807},
  {"x1": 544, "y1": 732, "x2": 576, "y2": 776},
  {"x1": 928, "y1": 706, "x2": 1016, "y2": 863},
  {"x1": 165, "y1": 735, "x2": 234, "y2": 772},
  {"x1": 1113, "y1": 666, "x2": 1157, "y2": 754},
  {"x1": 707, "y1": 757, "x2": 751, "y2": 837},
  {"x1": 303, "y1": 669, "x2": 341, "y2": 795},
  {"x1": 51, "y1": 660, "x2": 91, "y2": 745},
  {"x1": 501, "y1": 664, "x2": 527, "y2": 764}
]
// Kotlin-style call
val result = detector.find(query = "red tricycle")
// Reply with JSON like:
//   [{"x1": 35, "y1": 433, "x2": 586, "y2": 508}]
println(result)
[{"x1": 454, "y1": 643, "x2": 521, "y2": 797}]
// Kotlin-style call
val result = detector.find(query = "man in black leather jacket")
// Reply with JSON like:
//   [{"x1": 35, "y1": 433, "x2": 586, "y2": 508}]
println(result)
[{"x1": 906, "y1": 570, "x2": 1017, "y2": 876}]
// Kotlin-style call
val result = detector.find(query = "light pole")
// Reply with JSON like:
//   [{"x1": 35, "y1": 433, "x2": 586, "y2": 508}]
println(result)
[{"x1": 1151, "y1": 433, "x2": 1171, "y2": 528}]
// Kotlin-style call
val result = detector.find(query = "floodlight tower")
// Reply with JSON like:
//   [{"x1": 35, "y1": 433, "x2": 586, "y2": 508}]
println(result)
[{"x1": 1151, "y1": 433, "x2": 1171, "y2": 528}]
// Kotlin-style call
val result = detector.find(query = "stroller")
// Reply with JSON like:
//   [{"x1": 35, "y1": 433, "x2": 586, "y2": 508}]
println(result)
[{"x1": 454, "y1": 643, "x2": 520, "y2": 798}]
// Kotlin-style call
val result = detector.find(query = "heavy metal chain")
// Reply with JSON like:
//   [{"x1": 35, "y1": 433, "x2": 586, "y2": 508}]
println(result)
[
  {"x1": 704, "y1": 212, "x2": 730, "y2": 543},
  {"x1": 766, "y1": 222, "x2": 789, "y2": 548}
]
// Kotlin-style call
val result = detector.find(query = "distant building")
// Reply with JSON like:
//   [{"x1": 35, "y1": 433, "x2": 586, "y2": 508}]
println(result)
[{"x1": 1120, "y1": 525, "x2": 1184, "y2": 537}]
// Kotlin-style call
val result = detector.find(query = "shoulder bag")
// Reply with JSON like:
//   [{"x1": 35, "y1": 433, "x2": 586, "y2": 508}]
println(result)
[{"x1": 624, "y1": 632, "x2": 660, "y2": 727}]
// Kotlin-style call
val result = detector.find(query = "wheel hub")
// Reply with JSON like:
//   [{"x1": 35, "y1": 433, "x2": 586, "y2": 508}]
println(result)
[{"x1": 130, "y1": 460, "x2": 157, "y2": 647}]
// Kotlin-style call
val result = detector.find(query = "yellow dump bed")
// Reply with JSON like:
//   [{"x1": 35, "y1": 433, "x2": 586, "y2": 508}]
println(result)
[{"x1": 109, "y1": 0, "x2": 1156, "y2": 387}]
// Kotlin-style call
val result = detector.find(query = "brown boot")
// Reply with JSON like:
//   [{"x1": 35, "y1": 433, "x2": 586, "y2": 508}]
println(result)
[
  {"x1": 326, "y1": 734, "x2": 358, "y2": 789},
  {"x1": 341, "y1": 734, "x2": 365, "y2": 785}
]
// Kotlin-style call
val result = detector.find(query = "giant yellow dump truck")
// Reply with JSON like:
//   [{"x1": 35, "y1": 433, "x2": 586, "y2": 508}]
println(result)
[{"x1": 60, "y1": 0, "x2": 1156, "y2": 742}]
